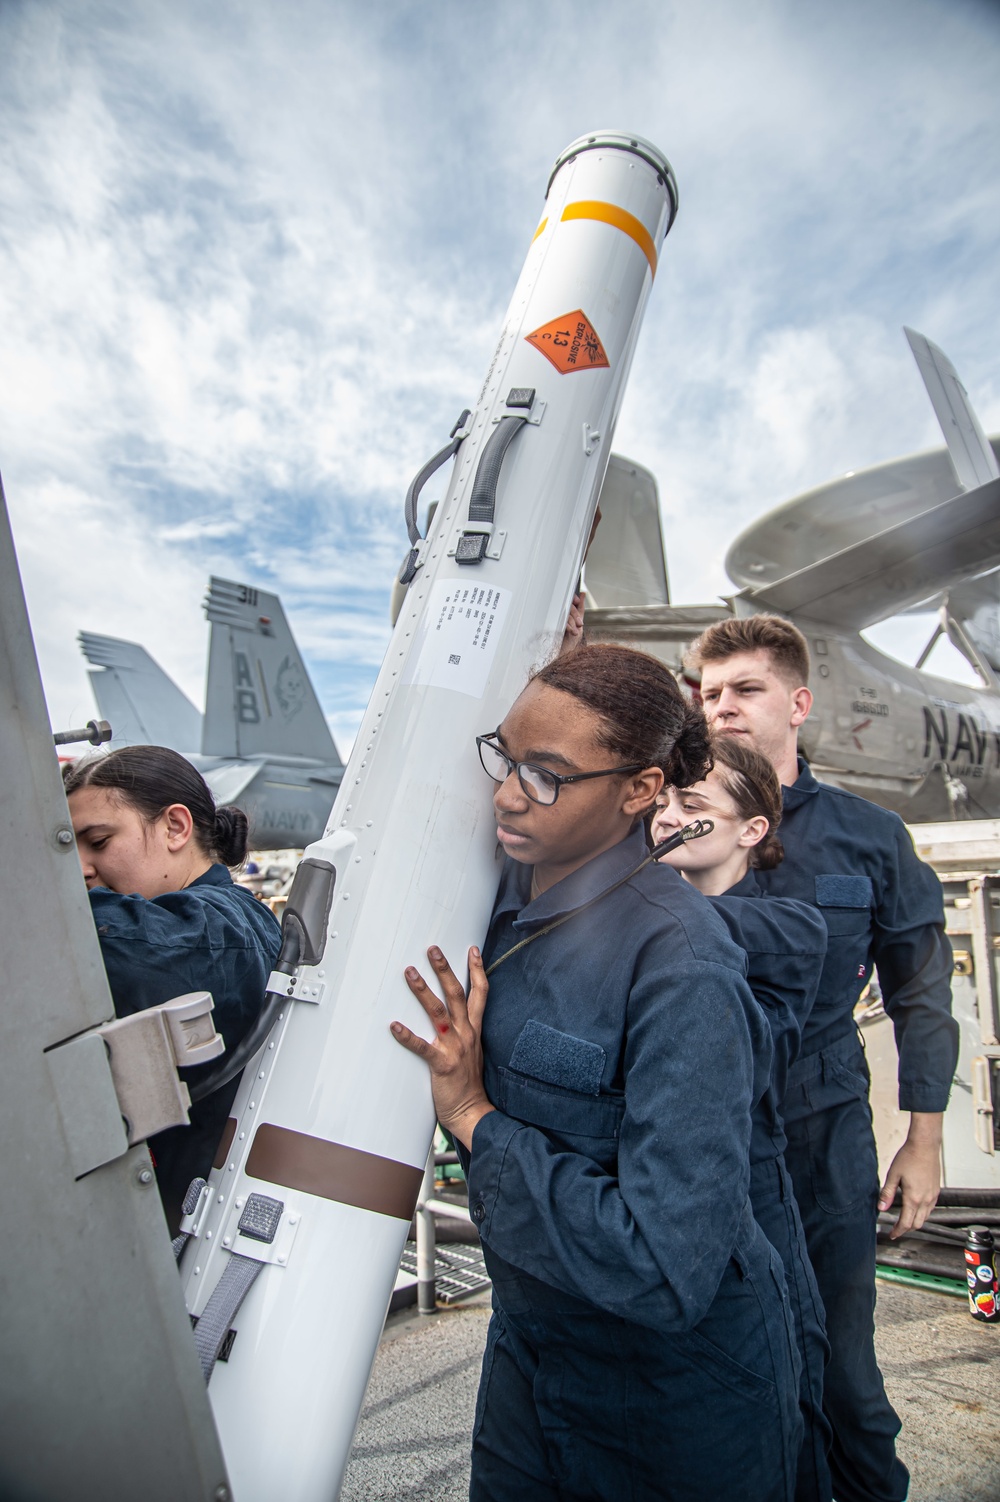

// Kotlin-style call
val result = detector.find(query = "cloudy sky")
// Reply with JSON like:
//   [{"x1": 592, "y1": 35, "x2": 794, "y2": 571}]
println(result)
[{"x1": 2, "y1": 0, "x2": 999, "y2": 753}]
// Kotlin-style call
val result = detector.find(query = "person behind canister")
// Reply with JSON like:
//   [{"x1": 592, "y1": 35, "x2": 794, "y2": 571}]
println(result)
[
  {"x1": 64, "y1": 746, "x2": 281, "y2": 1235},
  {"x1": 653, "y1": 734, "x2": 833, "y2": 1502},
  {"x1": 686, "y1": 614, "x2": 959, "y2": 1502},
  {"x1": 391, "y1": 643, "x2": 802, "y2": 1502}
]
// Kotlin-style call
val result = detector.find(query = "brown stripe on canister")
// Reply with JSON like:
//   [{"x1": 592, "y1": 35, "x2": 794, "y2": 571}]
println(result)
[
  {"x1": 213, "y1": 1117, "x2": 238, "y2": 1170},
  {"x1": 245, "y1": 1123, "x2": 424, "y2": 1222}
]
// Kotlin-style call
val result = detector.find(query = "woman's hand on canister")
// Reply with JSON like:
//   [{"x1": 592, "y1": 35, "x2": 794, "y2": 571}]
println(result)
[
  {"x1": 391, "y1": 946, "x2": 494, "y2": 1150},
  {"x1": 560, "y1": 591, "x2": 586, "y2": 656}
]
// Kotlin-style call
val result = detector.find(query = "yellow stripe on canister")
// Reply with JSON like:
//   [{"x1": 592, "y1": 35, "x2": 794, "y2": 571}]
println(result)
[{"x1": 560, "y1": 200, "x2": 657, "y2": 276}]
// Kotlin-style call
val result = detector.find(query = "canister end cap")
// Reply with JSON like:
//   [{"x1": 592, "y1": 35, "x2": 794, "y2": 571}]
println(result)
[{"x1": 548, "y1": 131, "x2": 678, "y2": 231}]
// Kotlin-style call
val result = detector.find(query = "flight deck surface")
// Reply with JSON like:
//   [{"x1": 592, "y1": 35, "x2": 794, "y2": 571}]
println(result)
[{"x1": 342, "y1": 1284, "x2": 1000, "y2": 1501}]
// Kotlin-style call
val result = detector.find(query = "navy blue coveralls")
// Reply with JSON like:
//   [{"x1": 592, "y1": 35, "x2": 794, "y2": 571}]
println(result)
[
  {"x1": 89, "y1": 864, "x2": 281, "y2": 1233},
  {"x1": 464, "y1": 825, "x2": 802, "y2": 1502},
  {"x1": 710, "y1": 873, "x2": 833, "y2": 1502},
  {"x1": 757, "y1": 761, "x2": 958, "y2": 1502}
]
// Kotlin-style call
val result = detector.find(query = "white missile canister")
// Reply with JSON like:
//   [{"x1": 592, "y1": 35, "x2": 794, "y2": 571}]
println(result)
[{"x1": 180, "y1": 130, "x2": 678, "y2": 1501}]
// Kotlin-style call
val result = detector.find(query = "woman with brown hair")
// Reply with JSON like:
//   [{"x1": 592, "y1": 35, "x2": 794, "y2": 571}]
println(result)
[
  {"x1": 391, "y1": 645, "x2": 801, "y2": 1502},
  {"x1": 654, "y1": 734, "x2": 833, "y2": 1502},
  {"x1": 64, "y1": 745, "x2": 281, "y2": 1232}
]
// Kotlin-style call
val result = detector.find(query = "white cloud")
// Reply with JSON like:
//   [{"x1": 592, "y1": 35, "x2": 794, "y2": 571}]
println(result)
[
  {"x1": 7, "y1": 474, "x2": 208, "y2": 723},
  {"x1": 157, "y1": 518, "x2": 244, "y2": 543},
  {"x1": 1, "y1": 0, "x2": 998, "y2": 736}
]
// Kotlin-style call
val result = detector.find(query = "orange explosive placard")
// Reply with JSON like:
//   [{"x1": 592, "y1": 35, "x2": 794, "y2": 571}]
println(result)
[{"x1": 524, "y1": 310, "x2": 610, "y2": 374}]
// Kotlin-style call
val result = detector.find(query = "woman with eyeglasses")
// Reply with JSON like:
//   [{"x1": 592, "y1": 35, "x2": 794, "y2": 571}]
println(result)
[
  {"x1": 652, "y1": 736, "x2": 832, "y2": 1502},
  {"x1": 391, "y1": 643, "x2": 801, "y2": 1502}
]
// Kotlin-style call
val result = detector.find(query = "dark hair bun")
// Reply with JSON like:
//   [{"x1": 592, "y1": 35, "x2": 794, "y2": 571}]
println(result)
[
  {"x1": 532, "y1": 644, "x2": 711, "y2": 800},
  {"x1": 663, "y1": 701, "x2": 713, "y2": 789},
  {"x1": 752, "y1": 833, "x2": 785, "y2": 871},
  {"x1": 63, "y1": 745, "x2": 241, "y2": 866},
  {"x1": 214, "y1": 805, "x2": 249, "y2": 866}
]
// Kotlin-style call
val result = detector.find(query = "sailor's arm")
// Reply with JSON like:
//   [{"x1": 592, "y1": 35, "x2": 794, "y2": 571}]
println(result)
[
  {"x1": 871, "y1": 823, "x2": 958, "y2": 1236},
  {"x1": 877, "y1": 1110, "x2": 944, "y2": 1238}
]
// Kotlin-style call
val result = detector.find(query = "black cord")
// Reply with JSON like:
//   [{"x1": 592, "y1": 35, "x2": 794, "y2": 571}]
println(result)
[
  {"x1": 189, "y1": 929, "x2": 301, "y2": 1104},
  {"x1": 486, "y1": 820, "x2": 714, "y2": 977}
]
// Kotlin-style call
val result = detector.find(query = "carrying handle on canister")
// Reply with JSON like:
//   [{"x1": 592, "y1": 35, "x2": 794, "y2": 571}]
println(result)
[{"x1": 456, "y1": 394, "x2": 534, "y2": 565}]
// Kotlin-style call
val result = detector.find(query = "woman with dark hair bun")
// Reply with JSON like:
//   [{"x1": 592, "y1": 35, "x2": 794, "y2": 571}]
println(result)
[
  {"x1": 653, "y1": 735, "x2": 834, "y2": 1502},
  {"x1": 391, "y1": 645, "x2": 801, "y2": 1501},
  {"x1": 64, "y1": 745, "x2": 281, "y2": 1233}
]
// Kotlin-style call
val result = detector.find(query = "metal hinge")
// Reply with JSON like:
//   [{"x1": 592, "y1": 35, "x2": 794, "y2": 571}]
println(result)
[{"x1": 46, "y1": 991, "x2": 225, "y2": 1178}]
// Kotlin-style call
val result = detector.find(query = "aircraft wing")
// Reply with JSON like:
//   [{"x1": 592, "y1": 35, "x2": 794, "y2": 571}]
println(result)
[
  {"x1": 742, "y1": 477, "x2": 1000, "y2": 630},
  {"x1": 727, "y1": 331, "x2": 998, "y2": 594},
  {"x1": 585, "y1": 602, "x2": 731, "y2": 644},
  {"x1": 201, "y1": 759, "x2": 262, "y2": 807}
]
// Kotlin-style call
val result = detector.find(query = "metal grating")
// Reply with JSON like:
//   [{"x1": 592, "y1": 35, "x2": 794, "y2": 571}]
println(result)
[{"x1": 398, "y1": 1241, "x2": 491, "y2": 1305}]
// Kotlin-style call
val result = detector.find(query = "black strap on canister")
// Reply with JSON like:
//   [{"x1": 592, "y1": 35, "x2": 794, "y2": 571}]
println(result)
[
  {"x1": 486, "y1": 820, "x2": 713, "y2": 976},
  {"x1": 398, "y1": 409, "x2": 471, "y2": 585}
]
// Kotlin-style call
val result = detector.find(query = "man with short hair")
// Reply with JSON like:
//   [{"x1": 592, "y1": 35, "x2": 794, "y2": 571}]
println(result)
[{"x1": 687, "y1": 614, "x2": 958, "y2": 1502}]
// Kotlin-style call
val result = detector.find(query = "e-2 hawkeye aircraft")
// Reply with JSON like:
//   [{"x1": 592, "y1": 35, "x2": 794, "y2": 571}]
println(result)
[
  {"x1": 584, "y1": 327, "x2": 1000, "y2": 822},
  {"x1": 79, "y1": 576, "x2": 344, "y2": 848}
]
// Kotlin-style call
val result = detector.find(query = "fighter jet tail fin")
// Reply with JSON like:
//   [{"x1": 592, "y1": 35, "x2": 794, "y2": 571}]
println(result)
[
  {"x1": 584, "y1": 455, "x2": 671, "y2": 608},
  {"x1": 202, "y1": 578, "x2": 342, "y2": 765},
  {"x1": 78, "y1": 632, "x2": 203, "y2": 750},
  {"x1": 905, "y1": 327, "x2": 999, "y2": 493}
]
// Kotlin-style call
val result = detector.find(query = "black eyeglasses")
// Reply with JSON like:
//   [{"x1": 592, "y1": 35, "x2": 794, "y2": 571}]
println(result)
[{"x1": 476, "y1": 731, "x2": 645, "y2": 807}]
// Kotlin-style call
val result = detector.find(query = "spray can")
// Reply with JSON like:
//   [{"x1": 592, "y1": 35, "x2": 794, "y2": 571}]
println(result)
[{"x1": 964, "y1": 1227, "x2": 999, "y2": 1322}]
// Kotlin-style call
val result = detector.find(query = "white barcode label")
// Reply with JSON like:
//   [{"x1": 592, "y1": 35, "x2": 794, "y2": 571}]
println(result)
[{"x1": 402, "y1": 580, "x2": 510, "y2": 699}]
